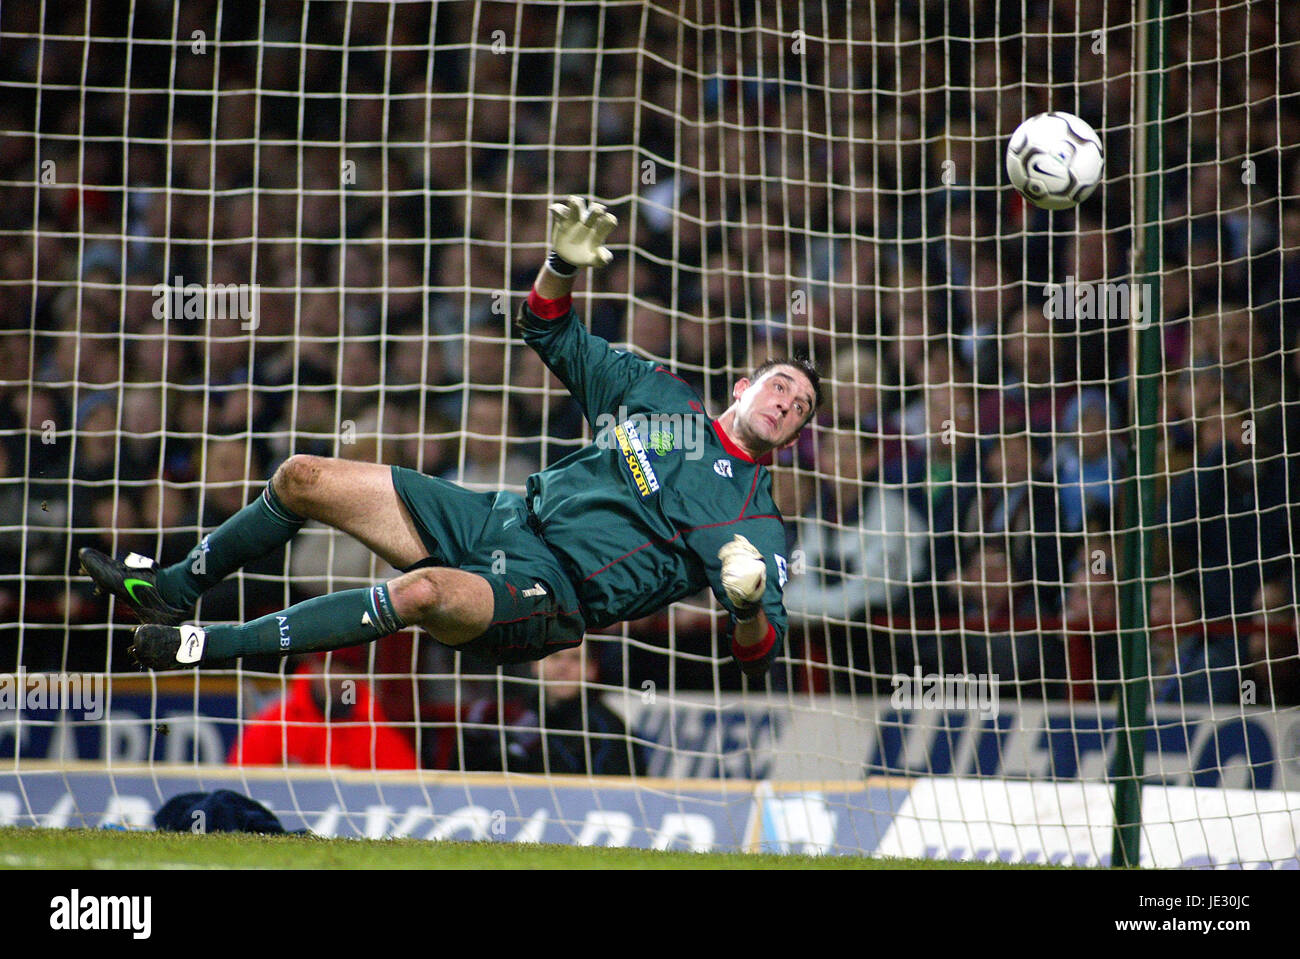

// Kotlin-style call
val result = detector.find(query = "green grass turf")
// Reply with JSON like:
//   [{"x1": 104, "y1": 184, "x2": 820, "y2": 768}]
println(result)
[{"x1": 0, "y1": 826, "x2": 1076, "y2": 869}]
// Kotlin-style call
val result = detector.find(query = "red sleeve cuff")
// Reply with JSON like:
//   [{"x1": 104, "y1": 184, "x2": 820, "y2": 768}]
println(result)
[
  {"x1": 731, "y1": 622, "x2": 776, "y2": 663},
  {"x1": 527, "y1": 287, "x2": 572, "y2": 320}
]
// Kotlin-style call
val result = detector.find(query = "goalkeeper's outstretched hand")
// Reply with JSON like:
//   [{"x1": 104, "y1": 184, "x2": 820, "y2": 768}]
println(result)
[
  {"x1": 548, "y1": 196, "x2": 617, "y2": 270},
  {"x1": 717, "y1": 534, "x2": 766, "y2": 620}
]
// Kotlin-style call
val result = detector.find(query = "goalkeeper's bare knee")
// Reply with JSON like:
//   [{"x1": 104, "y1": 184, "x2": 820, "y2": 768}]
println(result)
[
  {"x1": 272, "y1": 453, "x2": 336, "y2": 518},
  {"x1": 388, "y1": 566, "x2": 494, "y2": 647}
]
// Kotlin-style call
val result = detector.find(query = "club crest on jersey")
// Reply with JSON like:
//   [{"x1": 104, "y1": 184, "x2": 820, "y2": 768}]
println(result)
[
  {"x1": 614, "y1": 420, "x2": 660, "y2": 498},
  {"x1": 647, "y1": 429, "x2": 674, "y2": 456},
  {"x1": 713, "y1": 458, "x2": 733, "y2": 478}
]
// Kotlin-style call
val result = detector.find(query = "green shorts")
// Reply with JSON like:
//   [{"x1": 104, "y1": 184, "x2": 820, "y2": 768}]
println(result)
[{"x1": 389, "y1": 465, "x2": 586, "y2": 665}]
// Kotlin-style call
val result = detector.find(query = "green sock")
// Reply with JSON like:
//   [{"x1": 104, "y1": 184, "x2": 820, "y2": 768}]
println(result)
[
  {"x1": 201, "y1": 584, "x2": 407, "y2": 660},
  {"x1": 156, "y1": 484, "x2": 305, "y2": 608}
]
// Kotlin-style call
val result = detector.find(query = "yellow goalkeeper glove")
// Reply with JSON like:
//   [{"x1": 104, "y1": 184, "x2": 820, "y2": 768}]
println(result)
[
  {"x1": 717, "y1": 534, "x2": 766, "y2": 620},
  {"x1": 547, "y1": 196, "x2": 617, "y2": 271}
]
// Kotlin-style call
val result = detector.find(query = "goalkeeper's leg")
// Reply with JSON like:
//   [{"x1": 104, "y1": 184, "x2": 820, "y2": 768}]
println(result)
[
  {"x1": 130, "y1": 566, "x2": 494, "y2": 670},
  {"x1": 81, "y1": 455, "x2": 429, "y2": 622}
]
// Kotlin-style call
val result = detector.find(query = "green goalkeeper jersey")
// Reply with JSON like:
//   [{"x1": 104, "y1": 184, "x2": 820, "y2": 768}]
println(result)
[{"x1": 516, "y1": 301, "x2": 791, "y2": 669}]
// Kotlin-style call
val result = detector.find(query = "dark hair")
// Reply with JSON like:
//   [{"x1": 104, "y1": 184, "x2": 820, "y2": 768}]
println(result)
[{"x1": 751, "y1": 355, "x2": 823, "y2": 421}]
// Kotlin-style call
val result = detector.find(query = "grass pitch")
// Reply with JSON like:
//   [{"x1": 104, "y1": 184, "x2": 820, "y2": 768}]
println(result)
[{"x1": 0, "y1": 826, "x2": 1064, "y2": 870}]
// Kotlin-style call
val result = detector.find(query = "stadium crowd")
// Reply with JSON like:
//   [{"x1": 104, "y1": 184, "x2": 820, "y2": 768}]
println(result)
[{"x1": 1, "y1": 1, "x2": 1298, "y2": 771}]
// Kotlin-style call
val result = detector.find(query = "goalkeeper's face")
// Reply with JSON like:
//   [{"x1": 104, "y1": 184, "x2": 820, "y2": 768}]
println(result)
[{"x1": 731, "y1": 366, "x2": 817, "y2": 453}]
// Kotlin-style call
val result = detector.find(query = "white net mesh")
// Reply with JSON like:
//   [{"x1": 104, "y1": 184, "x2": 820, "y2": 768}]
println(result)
[{"x1": 1, "y1": 0, "x2": 1298, "y2": 864}]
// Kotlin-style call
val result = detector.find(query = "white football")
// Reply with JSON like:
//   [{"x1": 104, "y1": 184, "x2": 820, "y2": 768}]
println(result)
[{"x1": 1005, "y1": 111, "x2": 1104, "y2": 210}]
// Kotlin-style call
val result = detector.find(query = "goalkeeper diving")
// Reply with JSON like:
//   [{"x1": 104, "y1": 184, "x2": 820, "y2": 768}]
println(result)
[{"x1": 79, "y1": 197, "x2": 822, "y2": 680}]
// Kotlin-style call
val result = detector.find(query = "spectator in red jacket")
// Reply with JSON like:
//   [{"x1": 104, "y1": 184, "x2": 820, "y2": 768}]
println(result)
[{"x1": 228, "y1": 650, "x2": 418, "y2": 769}]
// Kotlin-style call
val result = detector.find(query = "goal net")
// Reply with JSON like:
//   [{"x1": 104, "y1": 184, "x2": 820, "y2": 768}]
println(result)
[{"x1": 1, "y1": 0, "x2": 1298, "y2": 866}]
